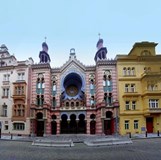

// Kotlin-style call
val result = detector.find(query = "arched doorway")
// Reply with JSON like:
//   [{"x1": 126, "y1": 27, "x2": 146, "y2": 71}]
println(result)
[
  {"x1": 61, "y1": 114, "x2": 68, "y2": 134},
  {"x1": 90, "y1": 114, "x2": 96, "y2": 134},
  {"x1": 36, "y1": 112, "x2": 44, "y2": 137},
  {"x1": 104, "y1": 111, "x2": 114, "y2": 135},
  {"x1": 51, "y1": 115, "x2": 57, "y2": 135},
  {"x1": 78, "y1": 114, "x2": 86, "y2": 133},
  {"x1": 69, "y1": 114, "x2": 77, "y2": 133}
]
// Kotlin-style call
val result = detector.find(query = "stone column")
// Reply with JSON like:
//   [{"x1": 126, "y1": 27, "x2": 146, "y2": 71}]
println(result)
[
  {"x1": 31, "y1": 119, "x2": 35, "y2": 137},
  {"x1": 43, "y1": 119, "x2": 46, "y2": 136},
  {"x1": 57, "y1": 120, "x2": 60, "y2": 134},
  {"x1": 86, "y1": 119, "x2": 90, "y2": 134}
]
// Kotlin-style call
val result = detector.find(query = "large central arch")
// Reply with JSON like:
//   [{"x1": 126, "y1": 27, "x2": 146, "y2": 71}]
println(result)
[{"x1": 61, "y1": 72, "x2": 84, "y2": 100}]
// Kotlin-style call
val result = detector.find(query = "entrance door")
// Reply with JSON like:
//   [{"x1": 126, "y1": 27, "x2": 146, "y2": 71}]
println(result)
[
  {"x1": 78, "y1": 114, "x2": 86, "y2": 133},
  {"x1": 51, "y1": 121, "x2": 57, "y2": 135},
  {"x1": 104, "y1": 119, "x2": 114, "y2": 135},
  {"x1": 90, "y1": 120, "x2": 96, "y2": 134},
  {"x1": 37, "y1": 121, "x2": 44, "y2": 137},
  {"x1": 69, "y1": 114, "x2": 77, "y2": 133},
  {"x1": 36, "y1": 112, "x2": 44, "y2": 137},
  {"x1": 146, "y1": 117, "x2": 153, "y2": 133},
  {"x1": 61, "y1": 114, "x2": 68, "y2": 134}
]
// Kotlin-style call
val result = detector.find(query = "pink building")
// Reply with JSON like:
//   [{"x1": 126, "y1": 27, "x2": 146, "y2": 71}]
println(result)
[{"x1": 30, "y1": 39, "x2": 119, "y2": 136}]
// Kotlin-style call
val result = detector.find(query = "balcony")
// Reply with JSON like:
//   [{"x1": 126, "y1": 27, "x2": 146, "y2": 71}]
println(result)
[
  {"x1": 144, "y1": 107, "x2": 161, "y2": 114},
  {"x1": 142, "y1": 90, "x2": 161, "y2": 96},
  {"x1": 12, "y1": 116, "x2": 26, "y2": 121},
  {"x1": 123, "y1": 92, "x2": 141, "y2": 98},
  {"x1": 12, "y1": 94, "x2": 26, "y2": 101},
  {"x1": 141, "y1": 71, "x2": 161, "y2": 80},
  {"x1": 2, "y1": 81, "x2": 10, "y2": 85}
]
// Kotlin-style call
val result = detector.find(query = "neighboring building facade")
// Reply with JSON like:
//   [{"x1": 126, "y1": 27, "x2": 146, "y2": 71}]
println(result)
[
  {"x1": 116, "y1": 42, "x2": 161, "y2": 135},
  {"x1": 0, "y1": 44, "x2": 34, "y2": 136},
  {"x1": 30, "y1": 39, "x2": 119, "y2": 136}
]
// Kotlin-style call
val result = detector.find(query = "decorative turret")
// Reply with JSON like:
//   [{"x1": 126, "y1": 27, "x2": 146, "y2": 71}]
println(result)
[
  {"x1": 94, "y1": 37, "x2": 107, "y2": 62},
  {"x1": 39, "y1": 42, "x2": 51, "y2": 63},
  {"x1": 69, "y1": 48, "x2": 76, "y2": 59}
]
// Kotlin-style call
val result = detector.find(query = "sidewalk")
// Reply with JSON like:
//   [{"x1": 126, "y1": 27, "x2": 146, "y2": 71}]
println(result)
[
  {"x1": 0, "y1": 135, "x2": 35, "y2": 142},
  {"x1": 0, "y1": 134, "x2": 132, "y2": 146},
  {"x1": 129, "y1": 133, "x2": 161, "y2": 139},
  {"x1": 1, "y1": 133, "x2": 160, "y2": 143}
]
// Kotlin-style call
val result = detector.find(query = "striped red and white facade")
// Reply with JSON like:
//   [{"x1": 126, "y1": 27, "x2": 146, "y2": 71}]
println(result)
[{"x1": 29, "y1": 40, "x2": 119, "y2": 136}]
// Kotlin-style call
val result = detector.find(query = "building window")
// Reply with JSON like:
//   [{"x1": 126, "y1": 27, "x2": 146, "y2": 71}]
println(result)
[
  {"x1": 149, "y1": 99, "x2": 159, "y2": 108},
  {"x1": 14, "y1": 104, "x2": 25, "y2": 117},
  {"x1": 134, "y1": 120, "x2": 138, "y2": 129},
  {"x1": 17, "y1": 73, "x2": 25, "y2": 80},
  {"x1": 90, "y1": 80, "x2": 94, "y2": 89},
  {"x1": 71, "y1": 102, "x2": 74, "y2": 107},
  {"x1": 13, "y1": 123, "x2": 25, "y2": 130},
  {"x1": 52, "y1": 81, "x2": 57, "y2": 96},
  {"x1": 41, "y1": 95, "x2": 44, "y2": 105},
  {"x1": 37, "y1": 95, "x2": 40, "y2": 106},
  {"x1": 125, "y1": 101, "x2": 130, "y2": 110},
  {"x1": 5, "y1": 125, "x2": 8, "y2": 130},
  {"x1": 36, "y1": 75, "x2": 45, "y2": 94},
  {"x1": 123, "y1": 67, "x2": 127, "y2": 76},
  {"x1": 66, "y1": 102, "x2": 69, "y2": 107},
  {"x1": 148, "y1": 84, "x2": 157, "y2": 91},
  {"x1": 125, "y1": 120, "x2": 129, "y2": 130},
  {"x1": 52, "y1": 97, "x2": 56, "y2": 108},
  {"x1": 3, "y1": 74, "x2": 10, "y2": 81},
  {"x1": 76, "y1": 102, "x2": 79, "y2": 107},
  {"x1": 127, "y1": 68, "x2": 131, "y2": 75},
  {"x1": 123, "y1": 67, "x2": 135, "y2": 76},
  {"x1": 15, "y1": 86, "x2": 24, "y2": 95},
  {"x1": 90, "y1": 96, "x2": 95, "y2": 107},
  {"x1": 90, "y1": 80, "x2": 95, "y2": 95},
  {"x1": 132, "y1": 101, "x2": 136, "y2": 110},
  {"x1": 2, "y1": 103, "x2": 7, "y2": 117},
  {"x1": 103, "y1": 74, "x2": 112, "y2": 92},
  {"x1": 131, "y1": 84, "x2": 135, "y2": 92},
  {"x1": 125, "y1": 84, "x2": 136, "y2": 92},
  {"x1": 53, "y1": 84, "x2": 56, "y2": 91},
  {"x1": 108, "y1": 93, "x2": 112, "y2": 105},
  {"x1": 2, "y1": 88, "x2": 9, "y2": 97},
  {"x1": 125, "y1": 84, "x2": 129, "y2": 92},
  {"x1": 131, "y1": 67, "x2": 135, "y2": 75}
]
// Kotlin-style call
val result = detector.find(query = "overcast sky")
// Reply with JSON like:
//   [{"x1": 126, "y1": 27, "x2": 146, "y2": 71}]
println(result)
[{"x1": 0, "y1": 0, "x2": 161, "y2": 67}]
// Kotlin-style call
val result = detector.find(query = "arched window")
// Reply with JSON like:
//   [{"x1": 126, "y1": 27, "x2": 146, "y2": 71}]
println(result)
[
  {"x1": 90, "y1": 96, "x2": 95, "y2": 106},
  {"x1": 76, "y1": 102, "x2": 79, "y2": 107},
  {"x1": 66, "y1": 102, "x2": 69, "y2": 107},
  {"x1": 131, "y1": 67, "x2": 135, "y2": 75},
  {"x1": 71, "y1": 102, "x2": 74, "y2": 107},
  {"x1": 123, "y1": 67, "x2": 127, "y2": 76},
  {"x1": 127, "y1": 68, "x2": 131, "y2": 75}
]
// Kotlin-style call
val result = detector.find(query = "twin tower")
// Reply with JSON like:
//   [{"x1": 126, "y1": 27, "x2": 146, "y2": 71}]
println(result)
[{"x1": 39, "y1": 38, "x2": 107, "y2": 63}]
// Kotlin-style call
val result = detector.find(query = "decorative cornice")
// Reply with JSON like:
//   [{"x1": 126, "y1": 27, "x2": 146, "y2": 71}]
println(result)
[
  {"x1": 31, "y1": 63, "x2": 51, "y2": 69},
  {"x1": 60, "y1": 59, "x2": 86, "y2": 72},
  {"x1": 96, "y1": 59, "x2": 116, "y2": 66}
]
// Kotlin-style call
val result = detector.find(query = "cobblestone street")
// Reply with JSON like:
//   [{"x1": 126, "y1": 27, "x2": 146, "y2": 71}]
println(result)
[{"x1": 0, "y1": 138, "x2": 161, "y2": 160}]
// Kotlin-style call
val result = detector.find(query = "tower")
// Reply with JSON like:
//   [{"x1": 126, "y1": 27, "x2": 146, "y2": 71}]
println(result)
[
  {"x1": 94, "y1": 38, "x2": 107, "y2": 62},
  {"x1": 39, "y1": 42, "x2": 51, "y2": 63}
]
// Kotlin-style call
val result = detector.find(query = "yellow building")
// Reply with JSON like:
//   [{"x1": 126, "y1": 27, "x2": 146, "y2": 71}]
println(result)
[{"x1": 116, "y1": 41, "x2": 161, "y2": 135}]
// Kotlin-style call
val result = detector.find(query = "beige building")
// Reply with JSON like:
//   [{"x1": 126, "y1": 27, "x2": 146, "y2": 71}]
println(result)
[
  {"x1": 0, "y1": 44, "x2": 33, "y2": 136},
  {"x1": 116, "y1": 42, "x2": 161, "y2": 135}
]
